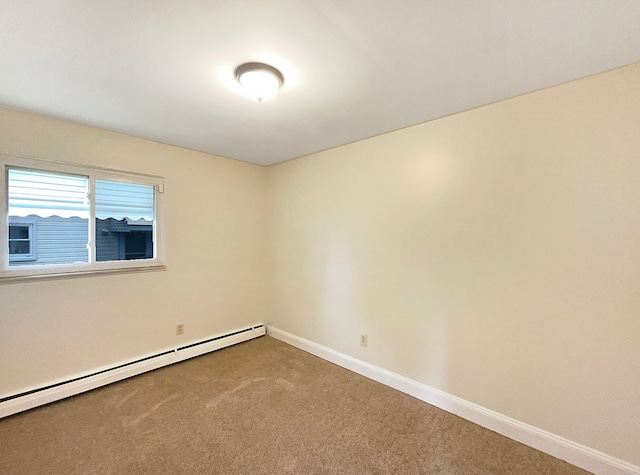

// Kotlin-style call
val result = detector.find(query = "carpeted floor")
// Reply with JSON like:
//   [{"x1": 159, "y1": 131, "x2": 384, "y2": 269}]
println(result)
[{"x1": 0, "y1": 335, "x2": 590, "y2": 474}]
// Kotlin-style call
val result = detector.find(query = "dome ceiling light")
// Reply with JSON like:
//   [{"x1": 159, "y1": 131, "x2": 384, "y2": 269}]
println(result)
[{"x1": 235, "y1": 62, "x2": 284, "y2": 102}]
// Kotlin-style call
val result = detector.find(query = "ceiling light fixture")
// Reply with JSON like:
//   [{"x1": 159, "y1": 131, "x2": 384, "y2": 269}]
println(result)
[{"x1": 235, "y1": 62, "x2": 284, "y2": 102}]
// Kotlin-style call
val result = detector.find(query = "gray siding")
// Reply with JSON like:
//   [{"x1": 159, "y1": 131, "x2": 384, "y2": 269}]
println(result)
[
  {"x1": 9, "y1": 215, "x2": 88, "y2": 266},
  {"x1": 95, "y1": 218, "x2": 119, "y2": 262},
  {"x1": 96, "y1": 218, "x2": 153, "y2": 261}
]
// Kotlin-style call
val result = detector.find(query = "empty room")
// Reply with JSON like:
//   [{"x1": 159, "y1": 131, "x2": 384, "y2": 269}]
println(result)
[{"x1": 1, "y1": 2, "x2": 639, "y2": 474}]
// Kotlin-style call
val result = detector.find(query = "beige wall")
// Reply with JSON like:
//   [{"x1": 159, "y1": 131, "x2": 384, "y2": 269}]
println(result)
[
  {"x1": 267, "y1": 63, "x2": 640, "y2": 464},
  {"x1": 0, "y1": 108, "x2": 270, "y2": 395}
]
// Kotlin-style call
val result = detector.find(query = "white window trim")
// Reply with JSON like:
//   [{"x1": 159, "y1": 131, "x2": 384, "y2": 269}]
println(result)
[{"x1": 1, "y1": 154, "x2": 166, "y2": 283}]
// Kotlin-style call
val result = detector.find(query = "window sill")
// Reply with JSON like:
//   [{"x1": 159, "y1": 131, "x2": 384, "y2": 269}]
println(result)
[{"x1": 0, "y1": 264, "x2": 167, "y2": 284}]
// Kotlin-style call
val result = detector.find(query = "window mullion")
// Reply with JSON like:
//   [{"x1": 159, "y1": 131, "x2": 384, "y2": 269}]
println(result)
[
  {"x1": 0, "y1": 166, "x2": 7, "y2": 271},
  {"x1": 88, "y1": 175, "x2": 96, "y2": 264}
]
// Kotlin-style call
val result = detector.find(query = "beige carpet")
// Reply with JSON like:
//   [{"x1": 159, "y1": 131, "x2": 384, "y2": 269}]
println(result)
[{"x1": 0, "y1": 336, "x2": 590, "y2": 474}]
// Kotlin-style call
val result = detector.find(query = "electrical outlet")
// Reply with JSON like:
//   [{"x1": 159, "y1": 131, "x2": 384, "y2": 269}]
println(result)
[
  {"x1": 176, "y1": 323, "x2": 184, "y2": 335},
  {"x1": 360, "y1": 334, "x2": 368, "y2": 347}
]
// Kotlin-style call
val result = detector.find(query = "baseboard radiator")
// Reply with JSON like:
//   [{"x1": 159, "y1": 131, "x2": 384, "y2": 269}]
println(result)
[{"x1": 0, "y1": 324, "x2": 265, "y2": 419}]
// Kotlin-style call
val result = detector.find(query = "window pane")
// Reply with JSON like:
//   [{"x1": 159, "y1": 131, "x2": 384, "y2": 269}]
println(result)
[
  {"x1": 9, "y1": 241, "x2": 30, "y2": 255},
  {"x1": 9, "y1": 225, "x2": 29, "y2": 239},
  {"x1": 95, "y1": 180, "x2": 154, "y2": 262},
  {"x1": 8, "y1": 169, "x2": 89, "y2": 266}
]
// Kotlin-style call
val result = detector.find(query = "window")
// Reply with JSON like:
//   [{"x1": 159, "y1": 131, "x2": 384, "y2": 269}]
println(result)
[
  {"x1": 1, "y1": 155, "x2": 165, "y2": 281},
  {"x1": 8, "y1": 222, "x2": 35, "y2": 261}
]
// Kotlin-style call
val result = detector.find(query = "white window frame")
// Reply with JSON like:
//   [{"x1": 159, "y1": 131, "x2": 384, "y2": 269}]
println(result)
[
  {"x1": 0, "y1": 154, "x2": 166, "y2": 282},
  {"x1": 8, "y1": 220, "x2": 36, "y2": 262}
]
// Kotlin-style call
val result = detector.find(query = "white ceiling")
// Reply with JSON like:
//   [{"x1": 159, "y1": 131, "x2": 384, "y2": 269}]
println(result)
[{"x1": 1, "y1": 1, "x2": 639, "y2": 166}]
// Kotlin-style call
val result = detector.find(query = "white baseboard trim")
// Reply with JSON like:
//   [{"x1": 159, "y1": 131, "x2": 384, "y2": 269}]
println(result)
[
  {"x1": 0, "y1": 324, "x2": 265, "y2": 419},
  {"x1": 267, "y1": 325, "x2": 639, "y2": 475}
]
